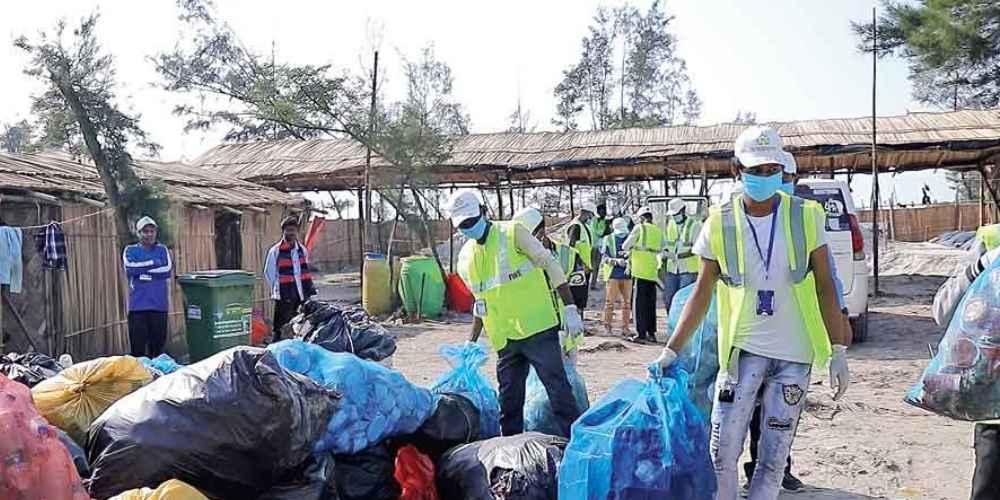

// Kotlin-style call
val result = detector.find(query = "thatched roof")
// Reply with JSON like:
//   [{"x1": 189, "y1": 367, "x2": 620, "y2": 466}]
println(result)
[
  {"x1": 0, "y1": 152, "x2": 303, "y2": 207},
  {"x1": 194, "y1": 109, "x2": 1000, "y2": 191}
]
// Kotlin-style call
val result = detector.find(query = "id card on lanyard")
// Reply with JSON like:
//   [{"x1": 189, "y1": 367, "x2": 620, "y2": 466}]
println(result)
[{"x1": 743, "y1": 199, "x2": 778, "y2": 317}]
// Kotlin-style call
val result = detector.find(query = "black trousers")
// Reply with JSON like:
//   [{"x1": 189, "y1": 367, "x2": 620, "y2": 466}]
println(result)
[
  {"x1": 570, "y1": 284, "x2": 590, "y2": 311},
  {"x1": 633, "y1": 278, "x2": 658, "y2": 338},
  {"x1": 748, "y1": 400, "x2": 793, "y2": 476},
  {"x1": 496, "y1": 327, "x2": 581, "y2": 438},
  {"x1": 972, "y1": 424, "x2": 1000, "y2": 500},
  {"x1": 128, "y1": 311, "x2": 167, "y2": 358},
  {"x1": 273, "y1": 297, "x2": 303, "y2": 341}
]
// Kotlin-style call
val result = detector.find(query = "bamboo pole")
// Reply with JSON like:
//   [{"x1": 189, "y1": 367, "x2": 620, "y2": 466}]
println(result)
[{"x1": 871, "y1": 5, "x2": 881, "y2": 296}]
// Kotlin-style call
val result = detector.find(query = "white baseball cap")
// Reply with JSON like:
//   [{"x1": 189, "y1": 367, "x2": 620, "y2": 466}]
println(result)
[
  {"x1": 735, "y1": 125, "x2": 786, "y2": 168},
  {"x1": 635, "y1": 206, "x2": 654, "y2": 218},
  {"x1": 513, "y1": 207, "x2": 544, "y2": 233},
  {"x1": 781, "y1": 151, "x2": 798, "y2": 175},
  {"x1": 135, "y1": 216, "x2": 158, "y2": 234},
  {"x1": 580, "y1": 202, "x2": 598, "y2": 215},
  {"x1": 667, "y1": 199, "x2": 686, "y2": 216},
  {"x1": 446, "y1": 189, "x2": 484, "y2": 226},
  {"x1": 612, "y1": 217, "x2": 629, "y2": 234}
]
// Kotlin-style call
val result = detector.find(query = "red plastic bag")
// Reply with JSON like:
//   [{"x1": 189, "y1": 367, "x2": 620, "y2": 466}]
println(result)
[
  {"x1": 446, "y1": 273, "x2": 473, "y2": 313},
  {"x1": 251, "y1": 311, "x2": 272, "y2": 346},
  {"x1": 394, "y1": 445, "x2": 439, "y2": 500},
  {"x1": 0, "y1": 373, "x2": 90, "y2": 500}
]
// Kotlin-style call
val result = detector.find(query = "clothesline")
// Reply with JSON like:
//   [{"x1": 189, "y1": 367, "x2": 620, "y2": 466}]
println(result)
[{"x1": 17, "y1": 207, "x2": 116, "y2": 230}]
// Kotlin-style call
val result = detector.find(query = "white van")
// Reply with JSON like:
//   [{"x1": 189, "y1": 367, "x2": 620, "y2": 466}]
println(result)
[{"x1": 794, "y1": 179, "x2": 870, "y2": 342}]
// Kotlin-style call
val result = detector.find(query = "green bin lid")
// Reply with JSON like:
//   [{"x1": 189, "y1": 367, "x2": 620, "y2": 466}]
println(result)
[{"x1": 177, "y1": 270, "x2": 257, "y2": 288}]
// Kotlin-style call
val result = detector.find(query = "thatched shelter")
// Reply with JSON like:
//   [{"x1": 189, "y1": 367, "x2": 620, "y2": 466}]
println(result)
[{"x1": 0, "y1": 152, "x2": 304, "y2": 360}]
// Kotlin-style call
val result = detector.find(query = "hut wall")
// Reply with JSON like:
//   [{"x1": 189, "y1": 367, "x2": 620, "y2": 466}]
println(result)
[
  {"x1": 164, "y1": 206, "x2": 217, "y2": 354},
  {"x1": 309, "y1": 218, "x2": 453, "y2": 271},
  {"x1": 858, "y1": 202, "x2": 997, "y2": 242},
  {"x1": 58, "y1": 204, "x2": 129, "y2": 360}
]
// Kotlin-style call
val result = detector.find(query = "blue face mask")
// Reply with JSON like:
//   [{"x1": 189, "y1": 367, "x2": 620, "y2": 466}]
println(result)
[
  {"x1": 460, "y1": 216, "x2": 488, "y2": 241},
  {"x1": 779, "y1": 181, "x2": 795, "y2": 196},
  {"x1": 742, "y1": 172, "x2": 783, "y2": 202}
]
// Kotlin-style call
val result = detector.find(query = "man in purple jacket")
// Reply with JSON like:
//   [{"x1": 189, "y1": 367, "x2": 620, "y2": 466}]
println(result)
[{"x1": 122, "y1": 216, "x2": 172, "y2": 357}]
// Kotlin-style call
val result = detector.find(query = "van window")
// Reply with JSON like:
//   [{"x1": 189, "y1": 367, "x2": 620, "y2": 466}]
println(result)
[{"x1": 794, "y1": 185, "x2": 850, "y2": 232}]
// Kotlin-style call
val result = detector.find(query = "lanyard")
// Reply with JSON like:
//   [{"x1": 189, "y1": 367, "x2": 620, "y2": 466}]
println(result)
[{"x1": 742, "y1": 199, "x2": 778, "y2": 281}]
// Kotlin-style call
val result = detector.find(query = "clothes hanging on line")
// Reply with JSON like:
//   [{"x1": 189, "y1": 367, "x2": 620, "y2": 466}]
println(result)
[
  {"x1": 0, "y1": 226, "x2": 23, "y2": 293},
  {"x1": 33, "y1": 222, "x2": 68, "y2": 270}
]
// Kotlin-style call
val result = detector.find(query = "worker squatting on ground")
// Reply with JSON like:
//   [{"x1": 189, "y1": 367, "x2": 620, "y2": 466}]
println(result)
[
  {"x1": 601, "y1": 217, "x2": 633, "y2": 337},
  {"x1": 933, "y1": 226, "x2": 1000, "y2": 500},
  {"x1": 448, "y1": 190, "x2": 583, "y2": 438},
  {"x1": 655, "y1": 126, "x2": 851, "y2": 500},
  {"x1": 264, "y1": 216, "x2": 316, "y2": 339},
  {"x1": 122, "y1": 216, "x2": 173, "y2": 358},
  {"x1": 661, "y1": 198, "x2": 703, "y2": 313},
  {"x1": 565, "y1": 202, "x2": 596, "y2": 312},
  {"x1": 623, "y1": 205, "x2": 665, "y2": 344}
]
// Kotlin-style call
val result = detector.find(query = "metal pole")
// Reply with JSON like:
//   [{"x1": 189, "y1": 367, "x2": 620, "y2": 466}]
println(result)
[
  {"x1": 357, "y1": 188, "x2": 365, "y2": 268},
  {"x1": 496, "y1": 183, "x2": 504, "y2": 220},
  {"x1": 508, "y1": 179, "x2": 515, "y2": 216},
  {"x1": 362, "y1": 50, "x2": 379, "y2": 291},
  {"x1": 449, "y1": 185, "x2": 455, "y2": 274},
  {"x1": 871, "y1": 6, "x2": 880, "y2": 296},
  {"x1": 569, "y1": 184, "x2": 575, "y2": 214}
]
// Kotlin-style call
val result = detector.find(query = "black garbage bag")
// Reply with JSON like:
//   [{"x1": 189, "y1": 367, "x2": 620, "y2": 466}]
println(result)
[
  {"x1": 0, "y1": 352, "x2": 60, "y2": 387},
  {"x1": 56, "y1": 428, "x2": 90, "y2": 479},
  {"x1": 297, "y1": 301, "x2": 396, "y2": 362},
  {"x1": 86, "y1": 347, "x2": 339, "y2": 499},
  {"x1": 334, "y1": 443, "x2": 400, "y2": 500},
  {"x1": 257, "y1": 454, "x2": 339, "y2": 500},
  {"x1": 436, "y1": 432, "x2": 567, "y2": 500},
  {"x1": 404, "y1": 393, "x2": 480, "y2": 460}
]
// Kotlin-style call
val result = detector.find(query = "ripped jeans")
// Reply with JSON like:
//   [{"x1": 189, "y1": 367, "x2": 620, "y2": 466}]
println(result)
[{"x1": 711, "y1": 351, "x2": 811, "y2": 500}]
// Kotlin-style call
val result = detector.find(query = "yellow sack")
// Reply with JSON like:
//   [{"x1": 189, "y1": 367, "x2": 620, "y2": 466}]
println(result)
[
  {"x1": 32, "y1": 355, "x2": 152, "y2": 445},
  {"x1": 109, "y1": 479, "x2": 209, "y2": 500}
]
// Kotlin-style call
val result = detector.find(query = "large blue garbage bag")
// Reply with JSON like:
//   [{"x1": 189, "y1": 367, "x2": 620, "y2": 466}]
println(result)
[
  {"x1": 906, "y1": 256, "x2": 1000, "y2": 421},
  {"x1": 667, "y1": 283, "x2": 719, "y2": 420},
  {"x1": 524, "y1": 359, "x2": 589, "y2": 437},
  {"x1": 558, "y1": 364, "x2": 716, "y2": 500},
  {"x1": 429, "y1": 342, "x2": 501, "y2": 438},
  {"x1": 269, "y1": 339, "x2": 435, "y2": 454}
]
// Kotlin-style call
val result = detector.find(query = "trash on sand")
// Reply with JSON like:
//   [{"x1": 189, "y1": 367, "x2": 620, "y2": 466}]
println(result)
[
  {"x1": 429, "y1": 342, "x2": 501, "y2": 438},
  {"x1": 436, "y1": 432, "x2": 567, "y2": 500},
  {"x1": 294, "y1": 300, "x2": 397, "y2": 362}
]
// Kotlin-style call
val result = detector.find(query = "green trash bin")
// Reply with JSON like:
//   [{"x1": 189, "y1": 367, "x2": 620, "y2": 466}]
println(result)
[{"x1": 177, "y1": 270, "x2": 257, "y2": 362}]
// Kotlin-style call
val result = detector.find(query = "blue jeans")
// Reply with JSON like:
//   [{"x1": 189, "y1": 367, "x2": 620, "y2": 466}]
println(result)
[
  {"x1": 711, "y1": 351, "x2": 811, "y2": 500},
  {"x1": 662, "y1": 271, "x2": 696, "y2": 313}
]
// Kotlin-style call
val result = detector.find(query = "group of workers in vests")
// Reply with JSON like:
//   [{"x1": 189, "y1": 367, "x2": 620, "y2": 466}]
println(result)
[{"x1": 447, "y1": 126, "x2": 999, "y2": 499}]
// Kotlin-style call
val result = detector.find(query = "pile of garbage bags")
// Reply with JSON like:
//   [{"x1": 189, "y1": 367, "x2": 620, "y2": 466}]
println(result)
[
  {"x1": 0, "y1": 373, "x2": 90, "y2": 500},
  {"x1": 290, "y1": 299, "x2": 398, "y2": 362},
  {"x1": 558, "y1": 364, "x2": 716, "y2": 500},
  {"x1": 907, "y1": 257, "x2": 1000, "y2": 421},
  {"x1": 667, "y1": 283, "x2": 719, "y2": 419},
  {"x1": 109, "y1": 479, "x2": 208, "y2": 500},
  {"x1": 86, "y1": 347, "x2": 337, "y2": 499},
  {"x1": 524, "y1": 360, "x2": 589, "y2": 437},
  {"x1": 405, "y1": 392, "x2": 481, "y2": 459},
  {"x1": 0, "y1": 351, "x2": 61, "y2": 387},
  {"x1": 430, "y1": 342, "x2": 501, "y2": 438},
  {"x1": 436, "y1": 432, "x2": 567, "y2": 500},
  {"x1": 395, "y1": 445, "x2": 439, "y2": 500},
  {"x1": 269, "y1": 339, "x2": 436, "y2": 454},
  {"x1": 335, "y1": 442, "x2": 400, "y2": 500},
  {"x1": 32, "y1": 355, "x2": 153, "y2": 445}
]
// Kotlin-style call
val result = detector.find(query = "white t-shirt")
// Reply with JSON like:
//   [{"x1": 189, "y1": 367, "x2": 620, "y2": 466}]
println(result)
[{"x1": 692, "y1": 204, "x2": 827, "y2": 365}]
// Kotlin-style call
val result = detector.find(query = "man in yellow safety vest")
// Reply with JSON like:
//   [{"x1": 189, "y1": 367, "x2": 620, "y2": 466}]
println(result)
[
  {"x1": 975, "y1": 223, "x2": 999, "y2": 252},
  {"x1": 661, "y1": 198, "x2": 703, "y2": 313},
  {"x1": 566, "y1": 202, "x2": 597, "y2": 311},
  {"x1": 449, "y1": 190, "x2": 584, "y2": 437},
  {"x1": 654, "y1": 126, "x2": 851, "y2": 500},
  {"x1": 623, "y1": 206, "x2": 665, "y2": 344}
]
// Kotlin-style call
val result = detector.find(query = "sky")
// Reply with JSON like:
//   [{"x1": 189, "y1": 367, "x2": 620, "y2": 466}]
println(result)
[{"x1": 0, "y1": 0, "x2": 956, "y2": 206}]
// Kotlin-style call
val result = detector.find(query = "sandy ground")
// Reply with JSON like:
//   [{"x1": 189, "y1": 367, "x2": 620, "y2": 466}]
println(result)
[{"x1": 315, "y1": 272, "x2": 974, "y2": 500}]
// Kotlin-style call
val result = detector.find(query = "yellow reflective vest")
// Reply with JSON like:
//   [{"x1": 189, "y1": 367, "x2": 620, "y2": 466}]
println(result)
[
  {"x1": 567, "y1": 220, "x2": 593, "y2": 270},
  {"x1": 457, "y1": 221, "x2": 560, "y2": 350},
  {"x1": 977, "y1": 224, "x2": 1000, "y2": 251},
  {"x1": 707, "y1": 192, "x2": 832, "y2": 371},
  {"x1": 664, "y1": 217, "x2": 702, "y2": 274},
  {"x1": 629, "y1": 223, "x2": 663, "y2": 282}
]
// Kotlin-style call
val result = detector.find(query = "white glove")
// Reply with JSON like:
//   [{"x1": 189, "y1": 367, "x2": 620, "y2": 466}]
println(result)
[
  {"x1": 563, "y1": 305, "x2": 584, "y2": 337},
  {"x1": 829, "y1": 344, "x2": 850, "y2": 400},
  {"x1": 654, "y1": 347, "x2": 677, "y2": 370}
]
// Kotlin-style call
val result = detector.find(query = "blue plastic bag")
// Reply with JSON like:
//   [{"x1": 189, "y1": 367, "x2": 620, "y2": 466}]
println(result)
[
  {"x1": 666, "y1": 284, "x2": 719, "y2": 420},
  {"x1": 524, "y1": 359, "x2": 589, "y2": 437},
  {"x1": 558, "y1": 364, "x2": 716, "y2": 500},
  {"x1": 906, "y1": 257, "x2": 1000, "y2": 421},
  {"x1": 429, "y1": 342, "x2": 501, "y2": 438},
  {"x1": 268, "y1": 340, "x2": 436, "y2": 454},
  {"x1": 138, "y1": 353, "x2": 182, "y2": 376}
]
